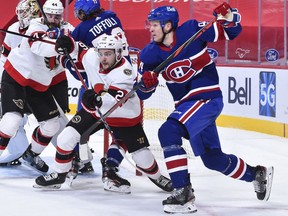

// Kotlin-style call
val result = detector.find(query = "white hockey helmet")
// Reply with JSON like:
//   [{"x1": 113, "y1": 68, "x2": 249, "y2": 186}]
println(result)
[
  {"x1": 16, "y1": 0, "x2": 32, "y2": 29},
  {"x1": 43, "y1": 0, "x2": 64, "y2": 15},
  {"x1": 96, "y1": 34, "x2": 123, "y2": 64}
]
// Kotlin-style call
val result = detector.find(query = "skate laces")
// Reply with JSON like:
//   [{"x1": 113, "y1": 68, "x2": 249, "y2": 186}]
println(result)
[
  {"x1": 156, "y1": 175, "x2": 170, "y2": 186},
  {"x1": 253, "y1": 166, "x2": 267, "y2": 193},
  {"x1": 43, "y1": 172, "x2": 58, "y2": 181},
  {"x1": 34, "y1": 156, "x2": 46, "y2": 168},
  {"x1": 169, "y1": 187, "x2": 185, "y2": 200}
]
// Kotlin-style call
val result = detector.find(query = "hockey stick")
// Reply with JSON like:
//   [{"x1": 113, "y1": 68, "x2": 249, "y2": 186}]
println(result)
[
  {"x1": 79, "y1": 17, "x2": 217, "y2": 146},
  {"x1": 0, "y1": 29, "x2": 55, "y2": 45}
]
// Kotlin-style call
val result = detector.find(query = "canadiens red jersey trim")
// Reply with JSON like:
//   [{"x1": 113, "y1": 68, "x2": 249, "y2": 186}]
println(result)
[
  {"x1": 174, "y1": 84, "x2": 220, "y2": 106},
  {"x1": 228, "y1": 158, "x2": 247, "y2": 179},
  {"x1": 165, "y1": 154, "x2": 188, "y2": 173},
  {"x1": 179, "y1": 100, "x2": 209, "y2": 124}
]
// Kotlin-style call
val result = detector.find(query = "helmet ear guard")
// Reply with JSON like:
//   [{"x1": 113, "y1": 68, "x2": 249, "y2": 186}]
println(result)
[{"x1": 147, "y1": 6, "x2": 179, "y2": 29}]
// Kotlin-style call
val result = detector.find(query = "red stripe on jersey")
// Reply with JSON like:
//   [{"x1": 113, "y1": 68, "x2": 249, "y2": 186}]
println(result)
[
  {"x1": 56, "y1": 146, "x2": 73, "y2": 155},
  {"x1": 50, "y1": 71, "x2": 67, "y2": 86},
  {"x1": 166, "y1": 158, "x2": 187, "y2": 170},
  {"x1": 191, "y1": 50, "x2": 211, "y2": 71},
  {"x1": 94, "y1": 83, "x2": 105, "y2": 94},
  {"x1": 55, "y1": 157, "x2": 73, "y2": 164},
  {"x1": 0, "y1": 131, "x2": 11, "y2": 139},
  {"x1": 179, "y1": 100, "x2": 205, "y2": 123},
  {"x1": 231, "y1": 158, "x2": 245, "y2": 179},
  {"x1": 175, "y1": 86, "x2": 220, "y2": 107},
  {"x1": 215, "y1": 22, "x2": 226, "y2": 40},
  {"x1": 2, "y1": 42, "x2": 11, "y2": 57}
]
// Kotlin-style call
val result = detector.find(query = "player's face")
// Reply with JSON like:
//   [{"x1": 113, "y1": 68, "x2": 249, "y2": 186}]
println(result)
[
  {"x1": 98, "y1": 49, "x2": 116, "y2": 70},
  {"x1": 148, "y1": 21, "x2": 164, "y2": 43},
  {"x1": 46, "y1": 13, "x2": 63, "y2": 27}
]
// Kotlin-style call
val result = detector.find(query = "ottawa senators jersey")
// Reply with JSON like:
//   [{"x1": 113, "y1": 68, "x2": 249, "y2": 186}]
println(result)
[
  {"x1": 3, "y1": 18, "x2": 74, "y2": 92},
  {"x1": 0, "y1": 22, "x2": 27, "y2": 75},
  {"x1": 80, "y1": 49, "x2": 141, "y2": 127}
]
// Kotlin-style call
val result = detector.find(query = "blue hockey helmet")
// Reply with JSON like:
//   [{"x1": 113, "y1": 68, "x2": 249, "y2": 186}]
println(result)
[
  {"x1": 74, "y1": 0, "x2": 101, "y2": 17},
  {"x1": 148, "y1": 6, "x2": 179, "y2": 29}
]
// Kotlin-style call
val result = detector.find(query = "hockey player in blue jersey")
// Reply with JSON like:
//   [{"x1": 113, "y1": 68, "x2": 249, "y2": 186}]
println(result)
[{"x1": 137, "y1": 3, "x2": 274, "y2": 214}]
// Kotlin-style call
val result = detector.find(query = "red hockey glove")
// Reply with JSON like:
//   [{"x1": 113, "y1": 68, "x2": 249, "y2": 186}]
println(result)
[
  {"x1": 81, "y1": 89, "x2": 102, "y2": 112},
  {"x1": 55, "y1": 35, "x2": 75, "y2": 55},
  {"x1": 213, "y1": 2, "x2": 241, "y2": 27},
  {"x1": 140, "y1": 71, "x2": 159, "y2": 90}
]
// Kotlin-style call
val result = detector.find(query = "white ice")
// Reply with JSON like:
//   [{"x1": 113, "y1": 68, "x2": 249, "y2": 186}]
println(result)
[{"x1": 0, "y1": 114, "x2": 287, "y2": 216}]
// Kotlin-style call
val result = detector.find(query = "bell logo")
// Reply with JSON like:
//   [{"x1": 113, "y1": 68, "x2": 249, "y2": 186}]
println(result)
[{"x1": 228, "y1": 77, "x2": 251, "y2": 105}]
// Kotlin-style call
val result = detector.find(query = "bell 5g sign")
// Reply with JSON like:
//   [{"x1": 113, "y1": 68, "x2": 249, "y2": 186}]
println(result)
[{"x1": 259, "y1": 71, "x2": 276, "y2": 117}]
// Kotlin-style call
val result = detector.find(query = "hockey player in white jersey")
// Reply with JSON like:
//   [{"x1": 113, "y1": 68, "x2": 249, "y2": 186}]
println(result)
[
  {"x1": 0, "y1": 0, "x2": 74, "y2": 173},
  {"x1": 34, "y1": 34, "x2": 173, "y2": 193},
  {"x1": 0, "y1": 0, "x2": 40, "y2": 166}
]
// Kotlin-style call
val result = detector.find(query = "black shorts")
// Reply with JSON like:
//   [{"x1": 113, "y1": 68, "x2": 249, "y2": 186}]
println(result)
[
  {"x1": 110, "y1": 123, "x2": 150, "y2": 153},
  {"x1": 1, "y1": 70, "x2": 59, "y2": 122},
  {"x1": 67, "y1": 108, "x2": 149, "y2": 153},
  {"x1": 67, "y1": 108, "x2": 104, "y2": 135},
  {"x1": 50, "y1": 80, "x2": 70, "y2": 113}
]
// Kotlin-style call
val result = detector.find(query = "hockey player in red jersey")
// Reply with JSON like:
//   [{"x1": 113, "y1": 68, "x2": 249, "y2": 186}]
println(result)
[
  {"x1": 0, "y1": 0, "x2": 74, "y2": 173},
  {"x1": 137, "y1": 3, "x2": 274, "y2": 214},
  {"x1": 34, "y1": 34, "x2": 173, "y2": 193}
]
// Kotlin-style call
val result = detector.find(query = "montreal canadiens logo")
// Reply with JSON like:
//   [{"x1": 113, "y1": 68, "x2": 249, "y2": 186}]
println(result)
[
  {"x1": 165, "y1": 59, "x2": 196, "y2": 83},
  {"x1": 265, "y1": 49, "x2": 279, "y2": 62}
]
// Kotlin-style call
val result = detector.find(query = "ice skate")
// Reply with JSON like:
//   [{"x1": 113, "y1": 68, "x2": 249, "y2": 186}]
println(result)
[
  {"x1": 66, "y1": 156, "x2": 82, "y2": 186},
  {"x1": 34, "y1": 172, "x2": 67, "y2": 189},
  {"x1": 163, "y1": 184, "x2": 197, "y2": 214},
  {"x1": 79, "y1": 161, "x2": 94, "y2": 174},
  {"x1": 101, "y1": 157, "x2": 131, "y2": 194},
  {"x1": 253, "y1": 165, "x2": 274, "y2": 201},
  {"x1": 149, "y1": 175, "x2": 174, "y2": 192},
  {"x1": 22, "y1": 146, "x2": 49, "y2": 174},
  {"x1": 0, "y1": 158, "x2": 22, "y2": 166}
]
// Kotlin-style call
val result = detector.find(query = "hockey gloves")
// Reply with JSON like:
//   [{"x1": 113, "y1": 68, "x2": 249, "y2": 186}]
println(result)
[
  {"x1": 82, "y1": 89, "x2": 102, "y2": 112},
  {"x1": 46, "y1": 27, "x2": 71, "y2": 39},
  {"x1": 55, "y1": 35, "x2": 75, "y2": 55},
  {"x1": 46, "y1": 27, "x2": 61, "y2": 39},
  {"x1": 139, "y1": 71, "x2": 159, "y2": 93},
  {"x1": 213, "y1": 2, "x2": 241, "y2": 27}
]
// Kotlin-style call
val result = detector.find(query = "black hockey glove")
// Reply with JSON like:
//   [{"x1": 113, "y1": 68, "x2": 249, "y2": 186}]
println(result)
[
  {"x1": 82, "y1": 89, "x2": 102, "y2": 111},
  {"x1": 55, "y1": 35, "x2": 75, "y2": 55}
]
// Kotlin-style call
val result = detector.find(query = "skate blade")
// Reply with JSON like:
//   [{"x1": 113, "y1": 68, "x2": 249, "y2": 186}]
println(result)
[
  {"x1": 263, "y1": 166, "x2": 274, "y2": 201},
  {"x1": 163, "y1": 201, "x2": 197, "y2": 214},
  {"x1": 66, "y1": 172, "x2": 78, "y2": 187},
  {"x1": 33, "y1": 183, "x2": 61, "y2": 190},
  {"x1": 103, "y1": 181, "x2": 131, "y2": 194}
]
